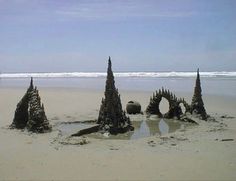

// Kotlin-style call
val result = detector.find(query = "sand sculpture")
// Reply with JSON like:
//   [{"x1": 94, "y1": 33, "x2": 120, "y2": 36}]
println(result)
[
  {"x1": 97, "y1": 57, "x2": 134, "y2": 134},
  {"x1": 146, "y1": 69, "x2": 207, "y2": 120},
  {"x1": 11, "y1": 78, "x2": 51, "y2": 133},
  {"x1": 146, "y1": 88, "x2": 190, "y2": 119},
  {"x1": 190, "y1": 69, "x2": 207, "y2": 120},
  {"x1": 10, "y1": 63, "x2": 207, "y2": 137},
  {"x1": 126, "y1": 101, "x2": 142, "y2": 114}
]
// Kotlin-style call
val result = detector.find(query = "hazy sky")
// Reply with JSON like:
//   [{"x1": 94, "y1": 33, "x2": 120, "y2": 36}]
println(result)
[{"x1": 0, "y1": 0, "x2": 236, "y2": 72}]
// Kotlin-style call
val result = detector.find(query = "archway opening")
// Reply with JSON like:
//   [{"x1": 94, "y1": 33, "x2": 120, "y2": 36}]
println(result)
[
  {"x1": 179, "y1": 103, "x2": 186, "y2": 114},
  {"x1": 159, "y1": 97, "x2": 169, "y2": 116}
]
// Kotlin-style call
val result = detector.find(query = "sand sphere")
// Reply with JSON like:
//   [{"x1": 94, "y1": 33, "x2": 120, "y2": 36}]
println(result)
[{"x1": 126, "y1": 101, "x2": 141, "y2": 114}]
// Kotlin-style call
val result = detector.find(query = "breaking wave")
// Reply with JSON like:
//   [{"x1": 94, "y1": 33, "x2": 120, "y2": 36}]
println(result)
[{"x1": 0, "y1": 72, "x2": 236, "y2": 79}]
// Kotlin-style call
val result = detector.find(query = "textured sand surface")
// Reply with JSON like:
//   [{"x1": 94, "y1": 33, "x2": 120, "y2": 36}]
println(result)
[{"x1": 0, "y1": 87, "x2": 236, "y2": 180}]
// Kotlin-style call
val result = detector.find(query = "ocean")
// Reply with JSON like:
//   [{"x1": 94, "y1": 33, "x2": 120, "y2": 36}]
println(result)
[
  {"x1": 1, "y1": 71, "x2": 236, "y2": 78},
  {"x1": 0, "y1": 71, "x2": 236, "y2": 97}
]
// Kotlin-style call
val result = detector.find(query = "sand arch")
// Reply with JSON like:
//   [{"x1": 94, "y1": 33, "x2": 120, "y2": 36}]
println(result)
[{"x1": 146, "y1": 88, "x2": 190, "y2": 119}]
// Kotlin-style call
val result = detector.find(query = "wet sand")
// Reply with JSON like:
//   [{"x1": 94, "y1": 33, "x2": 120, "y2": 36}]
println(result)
[{"x1": 0, "y1": 87, "x2": 236, "y2": 180}]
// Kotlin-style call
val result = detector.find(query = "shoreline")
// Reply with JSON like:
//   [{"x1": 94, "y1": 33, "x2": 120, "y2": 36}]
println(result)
[{"x1": 1, "y1": 76, "x2": 236, "y2": 97}]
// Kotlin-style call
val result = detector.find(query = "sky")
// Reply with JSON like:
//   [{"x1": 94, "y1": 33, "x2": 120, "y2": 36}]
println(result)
[{"x1": 0, "y1": 0, "x2": 236, "y2": 72}]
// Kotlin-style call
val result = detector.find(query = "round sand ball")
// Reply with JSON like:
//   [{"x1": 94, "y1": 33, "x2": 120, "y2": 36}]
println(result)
[{"x1": 126, "y1": 101, "x2": 141, "y2": 114}]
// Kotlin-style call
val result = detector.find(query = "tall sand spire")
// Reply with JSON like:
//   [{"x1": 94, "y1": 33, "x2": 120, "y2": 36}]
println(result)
[
  {"x1": 97, "y1": 57, "x2": 133, "y2": 134},
  {"x1": 191, "y1": 69, "x2": 207, "y2": 120}
]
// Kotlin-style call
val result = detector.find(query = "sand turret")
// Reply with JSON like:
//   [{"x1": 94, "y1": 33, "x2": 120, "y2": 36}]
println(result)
[
  {"x1": 97, "y1": 57, "x2": 133, "y2": 134},
  {"x1": 191, "y1": 69, "x2": 207, "y2": 120},
  {"x1": 11, "y1": 78, "x2": 51, "y2": 133}
]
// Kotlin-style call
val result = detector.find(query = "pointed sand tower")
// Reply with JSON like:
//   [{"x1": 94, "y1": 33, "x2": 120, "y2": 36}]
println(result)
[
  {"x1": 11, "y1": 78, "x2": 51, "y2": 133},
  {"x1": 97, "y1": 57, "x2": 134, "y2": 134},
  {"x1": 191, "y1": 69, "x2": 207, "y2": 120}
]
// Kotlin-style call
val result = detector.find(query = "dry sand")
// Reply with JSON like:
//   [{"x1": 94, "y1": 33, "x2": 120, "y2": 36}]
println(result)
[{"x1": 0, "y1": 87, "x2": 236, "y2": 180}]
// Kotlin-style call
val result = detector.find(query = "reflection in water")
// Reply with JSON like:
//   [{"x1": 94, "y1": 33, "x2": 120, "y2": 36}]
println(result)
[
  {"x1": 131, "y1": 121, "x2": 150, "y2": 139},
  {"x1": 56, "y1": 117, "x2": 183, "y2": 140},
  {"x1": 145, "y1": 118, "x2": 181, "y2": 136},
  {"x1": 164, "y1": 119, "x2": 181, "y2": 133},
  {"x1": 145, "y1": 119, "x2": 160, "y2": 136},
  {"x1": 159, "y1": 119, "x2": 169, "y2": 135}
]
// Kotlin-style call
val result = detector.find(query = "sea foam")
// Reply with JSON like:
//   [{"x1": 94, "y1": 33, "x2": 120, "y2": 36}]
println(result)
[{"x1": 0, "y1": 72, "x2": 236, "y2": 79}]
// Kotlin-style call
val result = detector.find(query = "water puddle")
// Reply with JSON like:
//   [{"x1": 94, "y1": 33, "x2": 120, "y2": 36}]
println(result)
[
  {"x1": 56, "y1": 116, "x2": 184, "y2": 140},
  {"x1": 130, "y1": 118, "x2": 182, "y2": 139},
  {"x1": 56, "y1": 123, "x2": 94, "y2": 136}
]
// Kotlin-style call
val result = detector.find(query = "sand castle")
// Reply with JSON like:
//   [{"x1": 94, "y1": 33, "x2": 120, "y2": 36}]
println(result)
[
  {"x1": 97, "y1": 57, "x2": 134, "y2": 134},
  {"x1": 191, "y1": 68, "x2": 207, "y2": 120},
  {"x1": 11, "y1": 78, "x2": 51, "y2": 133},
  {"x1": 71, "y1": 57, "x2": 134, "y2": 137},
  {"x1": 146, "y1": 88, "x2": 190, "y2": 119},
  {"x1": 10, "y1": 58, "x2": 208, "y2": 137},
  {"x1": 146, "y1": 69, "x2": 207, "y2": 120}
]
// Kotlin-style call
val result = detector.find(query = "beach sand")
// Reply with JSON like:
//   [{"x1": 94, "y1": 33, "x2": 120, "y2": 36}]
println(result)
[{"x1": 0, "y1": 87, "x2": 236, "y2": 180}]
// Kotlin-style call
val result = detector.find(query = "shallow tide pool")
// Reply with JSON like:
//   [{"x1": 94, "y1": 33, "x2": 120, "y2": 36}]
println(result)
[{"x1": 56, "y1": 115, "x2": 184, "y2": 140}]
